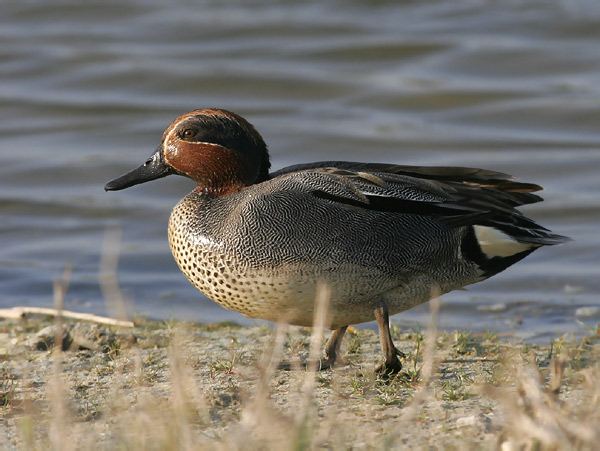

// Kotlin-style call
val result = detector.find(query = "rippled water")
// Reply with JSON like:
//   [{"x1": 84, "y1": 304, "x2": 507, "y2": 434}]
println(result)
[{"x1": 2, "y1": 1, "x2": 599, "y2": 342}]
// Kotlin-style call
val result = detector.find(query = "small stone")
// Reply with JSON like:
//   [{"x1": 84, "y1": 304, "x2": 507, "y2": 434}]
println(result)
[
  {"x1": 27, "y1": 325, "x2": 72, "y2": 351},
  {"x1": 456, "y1": 415, "x2": 478, "y2": 427},
  {"x1": 116, "y1": 333, "x2": 138, "y2": 349},
  {"x1": 70, "y1": 323, "x2": 104, "y2": 351},
  {"x1": 456, "y1": 413, "x2": 491, "y2": 430},
  {"x1": 70, "y1": 323, "x2": 136, "y2": 352},
  {"x1": 215, "y1": 393, "x2": 232, "y2": 407}
]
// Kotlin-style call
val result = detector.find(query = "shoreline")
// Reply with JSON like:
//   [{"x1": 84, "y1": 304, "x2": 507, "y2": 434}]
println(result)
[{"x1": 1, "y1": 316, "x2": 598, "y2": 449}]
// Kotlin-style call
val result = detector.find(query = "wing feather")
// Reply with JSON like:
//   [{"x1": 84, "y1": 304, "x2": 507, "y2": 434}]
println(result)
[{"x1": 269, "y1": 161, "x2": 557, "y2": 233}]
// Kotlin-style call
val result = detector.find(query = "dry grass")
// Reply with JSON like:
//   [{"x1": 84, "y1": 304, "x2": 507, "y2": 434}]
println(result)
[
  {"x1": 1, "y1": 311, "x2": 598, "y2": 450},
  {"x1": 490, "y1": 344, "x2": 600, "y2": 450}
]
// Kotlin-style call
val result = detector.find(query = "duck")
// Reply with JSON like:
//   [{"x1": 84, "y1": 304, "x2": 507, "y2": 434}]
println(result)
[{"x1": 105, "y1": 108, "x2": 569, "y2": 373}]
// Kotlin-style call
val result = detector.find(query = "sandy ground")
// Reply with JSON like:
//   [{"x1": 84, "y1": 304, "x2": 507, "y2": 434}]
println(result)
[{"x1": 0, "y1": 316, "x2": 598, "y2": 450}]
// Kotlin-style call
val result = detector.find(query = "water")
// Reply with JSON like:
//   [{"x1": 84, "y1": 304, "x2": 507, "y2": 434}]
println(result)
[{"x1": 2, "y1": 0, "x2": 599, "y2": 343}]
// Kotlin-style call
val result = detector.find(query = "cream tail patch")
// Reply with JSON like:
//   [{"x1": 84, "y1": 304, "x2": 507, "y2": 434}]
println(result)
[{"x1": 473, "y1": 225, "x2": 534, "y2": 258}]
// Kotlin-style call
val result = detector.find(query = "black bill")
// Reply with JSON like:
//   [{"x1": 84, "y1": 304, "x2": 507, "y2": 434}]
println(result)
[{"x1": 104, "y1": 147, "x2": 175, "y2": 191}]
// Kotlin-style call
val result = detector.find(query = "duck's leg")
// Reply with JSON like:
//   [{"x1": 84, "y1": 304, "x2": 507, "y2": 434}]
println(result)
[
  {"x1": 374, "y1": 301, "x2": 405, "y2": 374},
  {"x1": 278, "y1": 326, "x2": 348, "y2": 371},
  {"x1": 318, "y1": 325, "x2": 348, "y2": 370}
]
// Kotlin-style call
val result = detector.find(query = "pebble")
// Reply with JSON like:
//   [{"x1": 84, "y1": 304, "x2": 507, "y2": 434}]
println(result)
[
  {"x1": 26, "y1": 325, "x2": 72, "y2": 351},
  {"x1": 456, "y1": 413, "x2": 491, "y2": 430},
  {"x1": 456, "y1": 415, "x2": 478, "y2": 427}
]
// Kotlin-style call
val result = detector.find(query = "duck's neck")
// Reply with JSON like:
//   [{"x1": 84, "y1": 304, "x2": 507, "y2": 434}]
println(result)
[
  {"x1": 193, "y1": 182, "x2": 245, "y2": 197},
  {"x1": 191, "y1": 159, "x2": 248, "y2": 196}
]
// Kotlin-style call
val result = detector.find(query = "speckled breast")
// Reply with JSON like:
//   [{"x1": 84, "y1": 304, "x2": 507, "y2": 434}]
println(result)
[
  {"x1": 168, "y1": 192, "x2": 327, "y2": 326},
  {"x1": 167, "y1": 185, "x2": 478, "y2": 328},
  {"x1": 168, "y1": 212, "x2": 389, "y2": 328},
  {"x1": 169, "y1": 224, "x2": 313, "y2": 326}
]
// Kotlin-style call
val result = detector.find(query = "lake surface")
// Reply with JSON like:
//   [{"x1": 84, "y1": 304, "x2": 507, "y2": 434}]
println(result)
[{"x1": 2, "y1": 0, "x2": 599, "y2": 343}]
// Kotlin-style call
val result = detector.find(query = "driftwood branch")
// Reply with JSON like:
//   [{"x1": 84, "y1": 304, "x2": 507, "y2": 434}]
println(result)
[{"x1": 0, "y1": 307, "x2": 134, "y2": 328}]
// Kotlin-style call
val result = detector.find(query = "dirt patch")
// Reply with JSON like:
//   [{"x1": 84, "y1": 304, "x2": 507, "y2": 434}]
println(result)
[{"x1": 1, "y1": 316, "x2": 598, "y2": 449}]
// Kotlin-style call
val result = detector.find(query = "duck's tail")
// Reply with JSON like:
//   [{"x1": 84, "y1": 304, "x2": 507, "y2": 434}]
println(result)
[{"x1": 462, "y1": 215, "x2": 570, "y2": 279}]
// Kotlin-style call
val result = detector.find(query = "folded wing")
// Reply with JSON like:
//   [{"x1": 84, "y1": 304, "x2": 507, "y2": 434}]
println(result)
[{"x1": 270, "y1": 161, "x2": 569, "y2": 246}]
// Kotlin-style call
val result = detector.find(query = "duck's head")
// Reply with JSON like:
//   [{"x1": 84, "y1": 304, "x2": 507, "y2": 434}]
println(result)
[{"x1": 105, "y1": 108, "x2": 270, "y2": 196}]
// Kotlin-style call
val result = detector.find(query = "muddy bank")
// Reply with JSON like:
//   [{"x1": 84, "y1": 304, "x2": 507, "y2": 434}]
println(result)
[{"x1": 1, "y1": 316, "x2": 598, "y2": 449}]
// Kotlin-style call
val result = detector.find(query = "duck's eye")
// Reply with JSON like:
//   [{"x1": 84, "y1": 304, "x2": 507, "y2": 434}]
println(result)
[{"x1": 182, "y1": 129, "x2": 196, "y2": 139}]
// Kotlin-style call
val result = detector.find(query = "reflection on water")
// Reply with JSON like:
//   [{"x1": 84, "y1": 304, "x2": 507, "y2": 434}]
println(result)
[{"x1": 1, "y1": 1, "x2": 599, "y2": 342}]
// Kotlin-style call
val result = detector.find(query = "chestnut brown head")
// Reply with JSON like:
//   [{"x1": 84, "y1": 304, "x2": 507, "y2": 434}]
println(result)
[{"x1": 105, "y1": 109, "x2": 270, "y2": 196}]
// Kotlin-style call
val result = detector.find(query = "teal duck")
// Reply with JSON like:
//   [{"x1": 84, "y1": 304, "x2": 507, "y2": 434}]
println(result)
[{"x1": 105, "y1": 108, "x2": 569, "y2": 373}]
